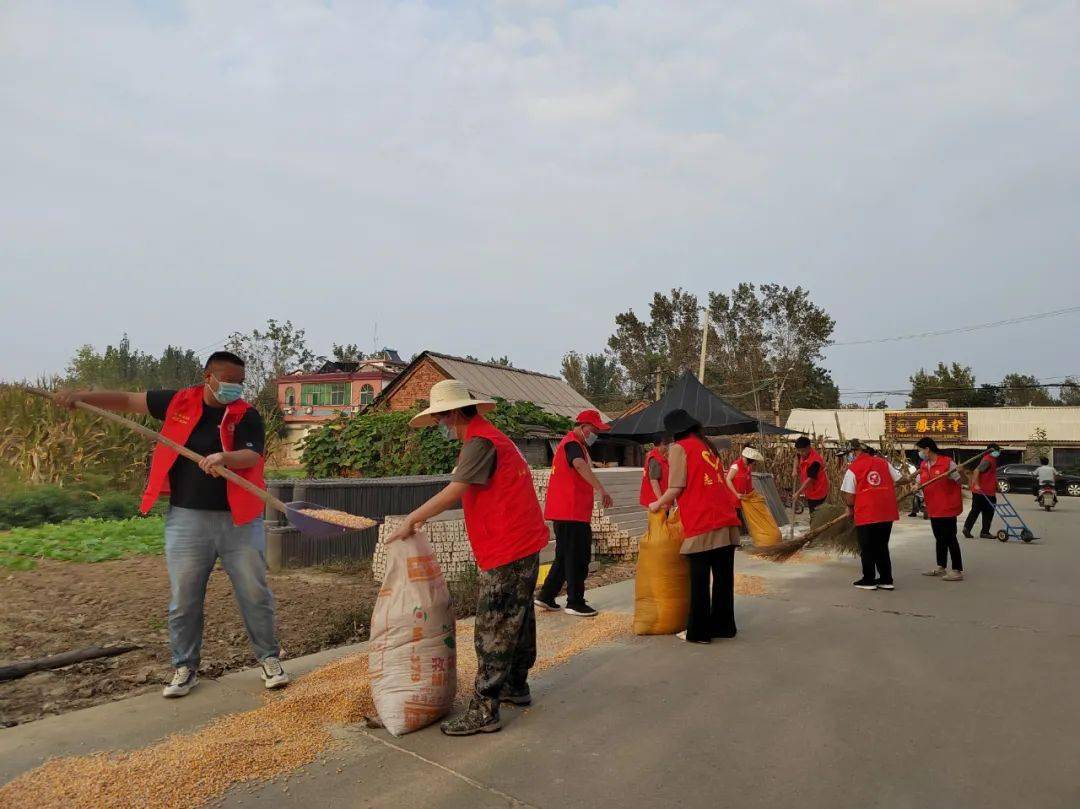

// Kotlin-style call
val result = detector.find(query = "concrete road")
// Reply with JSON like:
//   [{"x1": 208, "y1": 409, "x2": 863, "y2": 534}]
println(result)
[{"x1": 225, "y1": 497, "x2": 1080, "y2": 809}]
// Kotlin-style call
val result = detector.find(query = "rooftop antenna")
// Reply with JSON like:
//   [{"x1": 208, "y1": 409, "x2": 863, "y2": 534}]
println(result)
[{"x1": 372, "y1": 321, "x2": 379, "y2": 357}]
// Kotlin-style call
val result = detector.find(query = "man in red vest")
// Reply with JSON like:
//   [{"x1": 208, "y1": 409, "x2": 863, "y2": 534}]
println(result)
[
  {"x1": 639, "y1": 434, "x2": 670, "y2": 507},
  {"x1": 386, "y1": 380, "x2": 549, "y2": 736},
  {"x1": 963, "y1": 443, "x2": 1001, "y2": 539},
  {"x1": 840, "y1": 440, "x2": 901, "y2": 591},
  {"x1": 54, "y1": 351, "x2": 287, "y2": 698},
  {"x1": 536, "y1": 409, "x2": 613, "y2": 618},
  {"x1": 793, "y1": 436, "x2": 830, "y2": 513}
]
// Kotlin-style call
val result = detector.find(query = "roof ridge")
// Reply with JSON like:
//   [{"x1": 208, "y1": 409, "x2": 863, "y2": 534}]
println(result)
[{"x1": 426, "y1": 351, "x2": 560, "y2": 380}]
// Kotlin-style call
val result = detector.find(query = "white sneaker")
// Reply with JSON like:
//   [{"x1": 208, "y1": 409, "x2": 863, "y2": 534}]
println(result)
[
  {"x1": 676, "y1": 630, "x2": 709, "y2": 645},
  {"x1": 923, "y1": 567, "x2": 946, "y2": 577},
  {"x1": 261, "y1": 656, "x2": 290, "y2": 689},
  {"x1": 162, "y1": 666, "x2": 197, "y2": 698}
]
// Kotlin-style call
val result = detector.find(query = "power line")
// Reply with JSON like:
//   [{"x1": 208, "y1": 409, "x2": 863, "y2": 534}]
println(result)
[{"x1": 830, "y1": 304, "x2": 1080, "y2": 347}]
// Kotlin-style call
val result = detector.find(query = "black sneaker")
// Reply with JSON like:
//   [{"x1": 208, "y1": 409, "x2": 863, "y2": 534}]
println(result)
[
  {"x1": 876, "y1": 581, "x2": 895, "y2": 590},
  {"x1": 564, "y1": 604, "x2": 598, "y2": 618},
  {"x1": 440, "y1": 698, "x2": 501, "y2": 736},
  {"x1": 853, "y1": 579, "x2": 878, "y2": 590},
  {"x1": 533, "y1": 597, "x2": 561, "y2": 612},
  {"x1": 978, "y1": 532, "x2": 994, "y2": 540},
  {"x1": 962, "y1": 529, "x2": 974, "y2": 539},
  {"x1": 498, "y1": 684, "x2": 532, "y2": 706}
]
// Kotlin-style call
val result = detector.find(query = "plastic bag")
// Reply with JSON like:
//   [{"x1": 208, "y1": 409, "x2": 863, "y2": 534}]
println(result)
[
  {"x1": 742, "y1": 491, "x2": 782, "y2": 547},
  {"x1": 633, "y1": 509, "x2": 690, "y2": 635},
  {"x1": 369, "y1": 532, "x2": 457, "y2": 736}
]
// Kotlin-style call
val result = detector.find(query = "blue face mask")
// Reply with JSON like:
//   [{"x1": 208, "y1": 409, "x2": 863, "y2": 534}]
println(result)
[
  {"x1": 990, "y1": 451, "x2": 1001, "y2": 458},
  {"x1": 917, "y1": 450, "x2": 928, "y2": 461},
  {"x1": 438, "y1": 420, "x2": 457, "y2": 442},
  {"x1": 845, "y1": 452, "x2": 855, "y2": 463},
  {"x1": 210, "y1": 377, "x2": 244, "y2": 405}
]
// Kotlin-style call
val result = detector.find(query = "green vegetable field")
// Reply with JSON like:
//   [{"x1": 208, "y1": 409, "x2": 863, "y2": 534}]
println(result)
[{"x1": 0, "y1": 516, "x2": 165, "y2": 570}]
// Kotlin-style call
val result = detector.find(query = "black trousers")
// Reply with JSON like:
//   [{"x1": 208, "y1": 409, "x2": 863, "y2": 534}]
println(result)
[
  {"x1": 930, "y1": 516, "x2": 963, "y2": 571},
  {"x1": 856, "y1": 521, "x2": 893, "y2": 585},
  {"x1": 806, "y1": 497, "x2": 826, "y2": 514},
  {"x1": 685, "y1": 545, "x2": 737, "y2": 642},
  {"x1": 963, "y1": 494, "x2": 997, "y2": 535},
  {"x1": 538, "y1": 520, "x2": 592, "y2": 609}
]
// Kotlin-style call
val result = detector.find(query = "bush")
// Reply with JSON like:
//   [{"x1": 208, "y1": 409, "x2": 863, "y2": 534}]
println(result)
[{"x1": 0, "y1": 486, "x2": 143, "y2": 530}]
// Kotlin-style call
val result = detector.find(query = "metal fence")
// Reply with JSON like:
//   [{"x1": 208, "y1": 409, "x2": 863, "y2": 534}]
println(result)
[{"x1": 265, "y1": 475, "x2": 452, "y2": 570}]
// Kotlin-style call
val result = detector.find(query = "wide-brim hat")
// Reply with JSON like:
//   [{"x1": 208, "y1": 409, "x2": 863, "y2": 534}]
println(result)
[
  {"x1": 409, "y1": 379, "x2": 496, "y2": 427},
  {"x1": 742, "y1": 447, "x2": 764, "y2": 463},
  {"x1": 663, "y1": 408, "x2": 701, "y2": 435}
]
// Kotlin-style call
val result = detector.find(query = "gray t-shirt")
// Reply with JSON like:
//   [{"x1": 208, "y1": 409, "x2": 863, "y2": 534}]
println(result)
[
  {"x1": 451, "y1": 438, "x2": 497, "y2": 485},
  {"x1": 1036, "y1": 465, "x2": 1057, "y2": 485}
]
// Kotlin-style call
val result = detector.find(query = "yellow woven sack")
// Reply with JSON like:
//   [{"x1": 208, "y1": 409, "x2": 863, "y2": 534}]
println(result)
[
  {"x1": 742, "y1": 491, "x2": 782, "y2": 547},
  {"x1": 633, "y1": 509, "x2": 690, "y2": 635}
]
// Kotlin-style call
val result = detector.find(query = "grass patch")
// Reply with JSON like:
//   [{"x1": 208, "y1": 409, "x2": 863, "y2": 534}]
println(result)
[
  {"x1": 0, "y1": 516, "x2": 165, "y2": 569},
  {"x1": 265, "y1": 467, "x2": 308, "y2": 480}
]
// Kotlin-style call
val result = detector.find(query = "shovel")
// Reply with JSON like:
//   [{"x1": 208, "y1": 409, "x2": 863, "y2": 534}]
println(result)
[{"x1": 26, "y1": 388, "x2": 376, "y2": 538}]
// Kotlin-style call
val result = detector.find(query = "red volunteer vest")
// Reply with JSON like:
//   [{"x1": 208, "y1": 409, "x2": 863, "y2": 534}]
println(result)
[
  {"x1": 675, "y1": 435, "x2": 741, "y2": 539},
  {"x1": 141, "y1": 386, "x2": 266, "y2": 526},
  {"x1": 460, "y1": 416, "x2": 549, "y2": 571},
  {"x1": 799, "y1": 449, "x2": 830, "y2": 501},
  {"x1": 544, "y1": 431, "x2": 595, "y2": 523},
  {"x1": 919, "y1": 454, "x2": 963, "y2": 518},
  {"x1": 848, "y1": 453, "x2": 899, "y2": 527},
  {"x1": 973, "y1": 453, "x2": 998, "y2": 496},
  {"x1": 730, "y1": 457, "x2": 754, "y2": 495},
  {"x1": 639, "y1": 447, "x2": 670, "y2": 507}
]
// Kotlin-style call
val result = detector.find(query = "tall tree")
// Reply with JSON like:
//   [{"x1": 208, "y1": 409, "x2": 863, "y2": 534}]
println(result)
[
  {"x1": 607, "y1": 288, "x2": 702, "y2": 398},
  {"x1": 1000, "y1": 373, "x2": 1055, "y2": 406},
  {"x1": 561, "y1": 351, "x2": 586, "y2": 394},
  {"x1": 225, "y1": 319, "x2": 316, "y2": 411},
  {"x1": 562, "y1": 351, "x2": 625, "y2": 410},
  {"x1": 908, "y1": 362, "x2": 991, "y2": 407},
  {"x1": 1059, "y1": 377, "x2": 1080, "y2": 406},
  {"x1": 330, "y1": 343, "x2": 362, "y2": 363},
  {"x1": 66, "y1": 335, "x2": 202, "y2": 390}
]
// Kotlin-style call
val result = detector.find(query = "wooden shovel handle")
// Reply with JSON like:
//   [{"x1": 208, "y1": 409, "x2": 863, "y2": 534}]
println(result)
[{"x1": 26, "y1": 388, "x2": 289, "y2": 514}]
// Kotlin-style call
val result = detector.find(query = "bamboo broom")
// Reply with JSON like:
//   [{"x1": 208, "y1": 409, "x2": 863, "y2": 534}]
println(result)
[{"x1": 748, "y1": 451, "x2": 984, "y2": 562}]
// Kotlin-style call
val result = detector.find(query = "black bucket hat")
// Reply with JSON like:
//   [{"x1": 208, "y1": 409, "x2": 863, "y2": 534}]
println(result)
[{"x1": 663, "y1": 408, "x2": 701, "y2": 436}]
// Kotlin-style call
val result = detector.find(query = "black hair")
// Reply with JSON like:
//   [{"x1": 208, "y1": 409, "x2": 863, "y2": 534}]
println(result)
[
  {"x1": 674, "y1": 425, "x2": 724, "y2": 458},
  {"x1": 915, "y1": 437, "x2": 940, "y2": 453},
  {"x1": 794, "y1": 436, "x2": 811, "y2": 449},
  {"x1": 205, "y1": 350, "x2": 245, "y2": 370},
  {"x1": 459, "y1": 405, "x2": 478, "y2": 418},
  {"x1": 987, "y1": 443, "x2": 1001, "y2": 452},
  {"x1": 1040, "y1": 456, "x2": 1050, "y2": 465}
]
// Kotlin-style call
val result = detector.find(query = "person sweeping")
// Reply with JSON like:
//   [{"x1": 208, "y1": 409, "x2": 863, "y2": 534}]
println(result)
[
  {"x1": 53, "y1": 351, "x2": 289, "y2": 698},
  {"x1": 916, "y1": 438, "x2": 966, "y2": 582},
  {"x1": 794, "y1": 436, "x2": 830, "y2": 513},
  {"x1": 648, "y1": 409, "x2": 742, "y2": 644},
  {"x1": 385, "y1": 380, "x2": 549, "y2": 736},
  {"x1": 963, "y1": 444, "x2": 1002, "y2": 539},
  {"x1": 840, "y1": 440, "x2": 901, "y2": 591}
]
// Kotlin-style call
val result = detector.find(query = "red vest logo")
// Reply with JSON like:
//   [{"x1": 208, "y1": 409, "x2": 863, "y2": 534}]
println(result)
[{"x1": 867, "y1": 470, "x2": 882, "y2": 486}]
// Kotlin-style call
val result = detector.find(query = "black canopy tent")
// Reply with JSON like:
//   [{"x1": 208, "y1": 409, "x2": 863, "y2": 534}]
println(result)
[{"x1": 603, "y1": 371, "x2": 801, "y2": 443}]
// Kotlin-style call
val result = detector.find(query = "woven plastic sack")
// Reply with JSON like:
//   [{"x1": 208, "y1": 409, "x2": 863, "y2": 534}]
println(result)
[
  {"x1": 633, "y1": 509, "x2": 690, "y2": 635},
  {"x1": 742, "y1": 491, "x2": 781, "y2": 547},
  {"x1": 369, "y1": 532, "x2": 456, "y2": 736}
]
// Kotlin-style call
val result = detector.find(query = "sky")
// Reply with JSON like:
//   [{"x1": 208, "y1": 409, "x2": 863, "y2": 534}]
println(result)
[{"x1": 2, "y1": 0, "x2": 1079, "y2": 406}]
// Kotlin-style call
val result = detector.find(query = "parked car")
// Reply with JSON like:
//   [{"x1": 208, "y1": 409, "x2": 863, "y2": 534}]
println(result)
[{"x1": 996, "y1": 464, "x2": 1080, "y2": 496}]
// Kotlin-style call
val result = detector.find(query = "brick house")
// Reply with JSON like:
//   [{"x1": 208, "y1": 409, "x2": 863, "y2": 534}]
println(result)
[{"x1": 275, "y1": 349, "x2": 406, "y2": 463}]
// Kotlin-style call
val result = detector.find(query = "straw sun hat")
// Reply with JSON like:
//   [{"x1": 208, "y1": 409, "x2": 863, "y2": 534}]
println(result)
[
  {"x1": 409, "y1": 379, "x2": 496, "y2": 428},
  {"x1": 741, "y1": 447, "x2": 765, "y2": 463}
]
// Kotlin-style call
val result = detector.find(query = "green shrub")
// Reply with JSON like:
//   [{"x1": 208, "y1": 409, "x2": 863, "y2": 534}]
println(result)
[
  {"x1": 0, "y1": 486, "x2": 143, "y2": 530},
  {"x1": 0, "y1": 516, "x2": 165, "y2": 569}
]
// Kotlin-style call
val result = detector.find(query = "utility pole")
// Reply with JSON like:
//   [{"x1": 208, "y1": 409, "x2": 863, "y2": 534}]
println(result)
[
  {"x1": 654, "y1": 367, "x2": 662, "y2": 401},
  {"x1": 698, "y1": 307, "x2": 710, "y2": 382}
]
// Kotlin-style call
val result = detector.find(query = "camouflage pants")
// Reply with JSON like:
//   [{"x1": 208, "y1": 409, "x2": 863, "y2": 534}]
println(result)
[{"x1": 474, "y1": 552, "x2": 540, "y2": 701}]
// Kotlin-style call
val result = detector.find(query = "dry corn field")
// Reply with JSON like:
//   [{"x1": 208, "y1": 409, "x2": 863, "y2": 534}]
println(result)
[{"x1": 0, "y1": 611, "x2": 633, "y2": 809}]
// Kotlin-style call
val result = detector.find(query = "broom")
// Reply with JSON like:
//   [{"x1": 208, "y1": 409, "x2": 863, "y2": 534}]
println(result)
[{"x1": 748, "y1": 452, "x2": 984, "y2": 562}]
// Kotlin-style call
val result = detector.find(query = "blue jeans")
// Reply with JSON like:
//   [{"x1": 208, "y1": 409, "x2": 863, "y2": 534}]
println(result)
[{"x1": 164, "y1": 507, "x2": 279, "y2": 669}]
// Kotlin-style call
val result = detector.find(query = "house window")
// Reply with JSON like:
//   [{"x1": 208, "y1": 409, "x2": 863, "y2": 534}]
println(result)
[
  {"x1": 285, "y1": 387, "x2": 296, "y2": 407},
  {"x1": 360, "y1": 384, "x2": 375, "y2": 405},
  {"x1": 1054, "y1": 447, "x2": 1080, "y2": 475},
  {"x1": 301, "y1": 382, "x2": 350, "y2": 406}
]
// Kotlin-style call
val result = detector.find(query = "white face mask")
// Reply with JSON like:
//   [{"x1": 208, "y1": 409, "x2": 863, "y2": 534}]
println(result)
[
  {"x1": 585, "y1": 432, "x2": 598, "y2": 447},
  {"x1": 438, "y1": 419, "x2": 457, "y2": 441}
]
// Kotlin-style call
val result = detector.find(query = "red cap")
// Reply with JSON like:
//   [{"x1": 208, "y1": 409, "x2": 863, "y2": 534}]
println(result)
[{"x1": 575, "y1": 409, "x2": 610, "y2": 431}]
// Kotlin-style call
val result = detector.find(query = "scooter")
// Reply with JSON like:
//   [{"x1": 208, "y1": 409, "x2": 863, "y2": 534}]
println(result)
[{"x1": 1036, "y1": 481, "x2": 1058, "y2": 511}]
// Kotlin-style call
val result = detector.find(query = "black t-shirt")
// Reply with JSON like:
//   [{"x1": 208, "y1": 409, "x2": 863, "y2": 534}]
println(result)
[
  {"x1": 147, "y1": 390, "x2": 265, "y2": 511},
  {"x1": 806, "y1": 461, "x2": 822, "y2": 479},
  {"x1": 565, "y1": 442, "x2": 586, "y2": 467}
]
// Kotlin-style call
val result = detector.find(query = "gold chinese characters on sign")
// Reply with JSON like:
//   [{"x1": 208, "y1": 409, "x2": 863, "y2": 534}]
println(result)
[{"x1": 885, "y1": 411, "x2": 968, "y2": 440}]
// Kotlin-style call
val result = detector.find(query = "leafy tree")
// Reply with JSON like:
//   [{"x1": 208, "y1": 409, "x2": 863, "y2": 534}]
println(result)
[
  {"x1": 225, "y1": 319, "x2": 316, "y2": 411},
  {"x1": 562, "y1": 351, "x2": 625, "y2": 410},
  {"x1": 908, "y1": 363, "x2": 984, "y2": 407},
  {"x1": 607, "y1": 288, "x2": 702, "y2": 398},
  {"x1": 329, "y1": 343, "x2": 362, "y2": 363},
  {"x1": 66, "y1": 334, "x2": 203, "y2": 390},
  {"x1": 465, "y1": 355, "x2": 514, "y2": 367},
  {"x1": 1060, "y1": 377, "x2": 1080, "y2": 405},
  {"x1": 1000, "y1": 373, "x2": 1055, "y2": 406}
]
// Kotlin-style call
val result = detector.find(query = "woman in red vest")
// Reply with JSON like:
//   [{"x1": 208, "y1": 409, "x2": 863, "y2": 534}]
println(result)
[
  {"x1": 639, "y1": 434, "x2": 670, "y2": 508},
  {"x1": 647, "y1": 409, "x2": 742, "y2": 644},
  {"x1": 963, "y1": 443, "x2": 1001, "y2": 539},
  {"x1": 794, "y1": 436, "x2": 830, "y2": 513},
  {"x1": 840, "y1": 440, "x2": 901, "y2": 591},
  {"x1": 54, "y1": 352, "x2": 288, "y2": 698},
  {"x1": 915, "y1": 438, "x2": 965, "y2": 582},
  {"x1": 536, "y1": 410, "x2": 613, "y2": 618},
  {"x1": 387, "y1": 380, "x2": 550, "y2": 736},
  {"x1": 725, "y1": 446, "x2": 761, "y2": 501}
]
